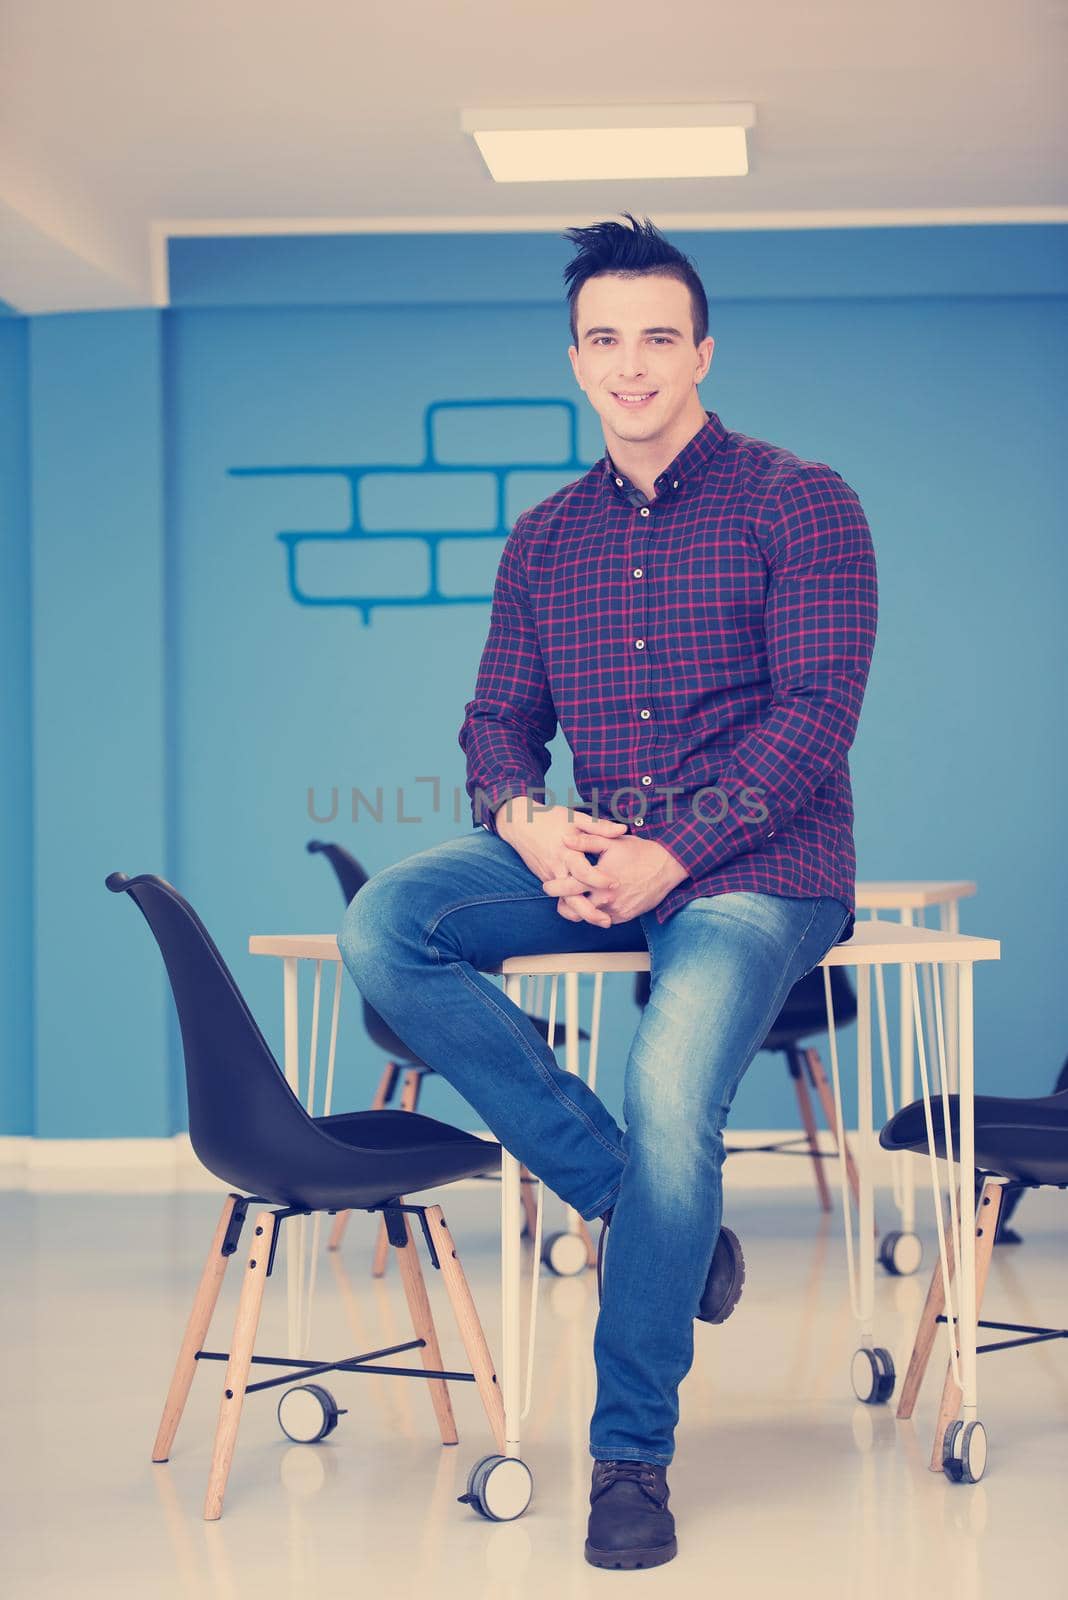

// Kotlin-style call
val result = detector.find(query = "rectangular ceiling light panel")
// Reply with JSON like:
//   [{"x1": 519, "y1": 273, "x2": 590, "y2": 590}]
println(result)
[{"x1": 461, "y1": 104, "x2": 754, "y2": 183}]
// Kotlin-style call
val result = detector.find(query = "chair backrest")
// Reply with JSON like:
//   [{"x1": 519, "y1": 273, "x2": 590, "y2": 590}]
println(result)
[
  {"x1": 306, "y1": 840, "x2": 420, "y2": 1063},
  {"x1": 306, "y1": 840, "x2": 369, "y2": 904},
  {"x1": 106, "y1": 871, "x2": 325, "y2": 1194}
]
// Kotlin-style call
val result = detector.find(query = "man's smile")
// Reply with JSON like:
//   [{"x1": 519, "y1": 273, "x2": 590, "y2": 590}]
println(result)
[{"x1": 611, "y1": 390, "x2": 659, "y2": 408}]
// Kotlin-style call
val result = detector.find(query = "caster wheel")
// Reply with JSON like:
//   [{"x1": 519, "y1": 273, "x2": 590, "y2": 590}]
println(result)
[
  {"x1": 879, "y1": 1230, "x2": 923, "y2": 1277},
  {"x1": 542, "y1": 1230, "x2": 589, "y2": 1277},
  {"x1": 277, "y1": 1384, "x2": 345, "y2": 1444},
  {"x1": 943, "y1": 1419, "x2": 988, "y2": 1484},
  {"x1": 850, "y1": 1346, "x2": 895, "y2": 1405},
  {"x1": 458, "y1": 1454, "x2": 534, "y2": 1521}
]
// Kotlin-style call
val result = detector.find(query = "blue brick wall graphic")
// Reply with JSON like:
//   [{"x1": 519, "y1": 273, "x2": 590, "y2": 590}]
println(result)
[{"x1": 230, "y1": 398, "x2": 593, "y2": 626}]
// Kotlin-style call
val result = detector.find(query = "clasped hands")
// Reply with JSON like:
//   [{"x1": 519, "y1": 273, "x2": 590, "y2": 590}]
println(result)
[{"x1": 493, "y1": 801, "x2": 688, "y2": 927}]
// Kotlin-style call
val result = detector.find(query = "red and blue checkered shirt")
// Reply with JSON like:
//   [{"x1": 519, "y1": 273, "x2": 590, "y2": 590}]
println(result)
[{"x1": 458, "y1": 410, "x2": 877, "y2": 940}]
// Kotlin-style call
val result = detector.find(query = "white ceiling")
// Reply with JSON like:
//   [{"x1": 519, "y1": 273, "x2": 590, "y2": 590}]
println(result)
[{"x1": 2, "y1": 0, "x2": 1065, "y2": 314}]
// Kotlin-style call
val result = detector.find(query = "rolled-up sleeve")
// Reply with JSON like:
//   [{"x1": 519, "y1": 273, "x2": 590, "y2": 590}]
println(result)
[
  {"x1": 458, "y1": 514, "x2": 559, "y2": 833},
  {"x1": 654, "y1": 464, "x2": 878, "y2": 880}
]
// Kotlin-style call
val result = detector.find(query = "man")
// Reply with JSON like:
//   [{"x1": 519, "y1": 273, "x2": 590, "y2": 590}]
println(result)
[{"x1": 339, "y1": 213, "x2": 877, "y2": 1570}]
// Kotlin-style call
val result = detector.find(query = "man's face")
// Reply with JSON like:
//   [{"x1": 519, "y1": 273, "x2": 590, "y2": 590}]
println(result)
[{"x1": 567, "y1": 272, "x2": 714, "y2": 446}]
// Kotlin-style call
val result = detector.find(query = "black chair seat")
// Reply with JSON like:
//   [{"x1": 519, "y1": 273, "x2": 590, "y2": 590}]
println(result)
[
  {"x1": 299, "y1": 1110, "x2": 501, "y2": 1210},
  {"x1": 365, "y1": 1012, "x2": 589, "y2": 1080},
  {"x1": 234, "y1": 1113, "x2": 501, "y2": 1214},
  {"x1": 880, "y1": 1090, "x2": 1068, "y2": 1187},
  {"x1": 526, "y1": 1014, "x2": 590, "y2": 1045},
  {"x1": 634, "y1": 963, "x2": 857, "y2": 1051}
]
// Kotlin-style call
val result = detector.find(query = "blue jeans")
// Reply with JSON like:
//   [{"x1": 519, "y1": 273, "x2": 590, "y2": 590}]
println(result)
[{"x1": 337, "y1": 830, "x2": 850, "y2": 1465}]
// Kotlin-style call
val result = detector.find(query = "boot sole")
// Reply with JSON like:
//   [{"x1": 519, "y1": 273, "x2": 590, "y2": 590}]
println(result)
[
  {"x1": 696, "y1": 1225, "x2": 746, "y2": 1324},
  {"x1": 584, "y1": 1537, "x2": 678, "y2": 1569}
]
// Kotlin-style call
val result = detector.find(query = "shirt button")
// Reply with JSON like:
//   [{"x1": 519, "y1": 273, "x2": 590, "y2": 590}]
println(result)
[
  {"x1": 640, "y1": 775, "x2": 652, "y2": 785},
  {"x1": 632, "y1": 567, "x2": 643, "y2": 578},
  {"x1": 640, "y1": 708, "x2": 651, "y2": 719},
  {"x1": 639, "y1": 507, "x2": 650, "y2": 517},
  {"x1": 615, "y1": 477, "x2": 624, "y2": 487},
  {"x1": 633, "y1": 817, "x2": 645, "y2": 827},
  {"x1": 635, "y1": 639, "x2": 645, "y2": 649},
  {"x1": 672, "y1": 480, "x2": 679, "y2": 489}
]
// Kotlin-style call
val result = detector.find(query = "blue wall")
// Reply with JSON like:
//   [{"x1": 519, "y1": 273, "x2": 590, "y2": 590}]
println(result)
[
  {"x1": 29, "y1": 313, "x2": 172, "y2": 1137},
  {"x1": 0, "y1": 317, "x2": 33, "y2": 1134},
  {"x1": 3, "y1": 224, "x2": 1066, "y2": 1138}
]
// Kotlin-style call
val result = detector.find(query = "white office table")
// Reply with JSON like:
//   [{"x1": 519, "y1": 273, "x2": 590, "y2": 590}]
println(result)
[{"x1": 250, "y1": 916, "x2": 1000, "y2": 1503}]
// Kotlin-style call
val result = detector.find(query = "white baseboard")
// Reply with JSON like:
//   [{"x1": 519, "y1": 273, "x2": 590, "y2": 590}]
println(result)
[
  {"x1": 0, "y1": 1131, "x2": 902, "y2": 1194},
  {"x1": 0, "y1": 1134, "x2": 225, "y2": 1193}
]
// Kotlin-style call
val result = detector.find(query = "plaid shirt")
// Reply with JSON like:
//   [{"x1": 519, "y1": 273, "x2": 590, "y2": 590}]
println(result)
[{"x1": 458, "y1": 410, "x2": 877, "y2": 939}]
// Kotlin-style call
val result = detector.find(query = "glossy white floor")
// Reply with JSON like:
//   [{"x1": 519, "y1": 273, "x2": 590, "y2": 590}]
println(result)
[{"x1": 2, "y1": 1180, "x2": 1065, "y2": 1599}]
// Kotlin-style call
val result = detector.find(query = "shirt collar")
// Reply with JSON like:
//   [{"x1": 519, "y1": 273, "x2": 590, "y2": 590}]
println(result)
[{"x1": 601, "y1": 409, "x2": 729, "y2": 502}]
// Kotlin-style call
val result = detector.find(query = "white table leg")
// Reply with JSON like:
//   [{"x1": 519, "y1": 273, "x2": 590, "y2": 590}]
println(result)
[
  {"x1": 870, "y1": 912, "x2": 904, "y2": 1227},
  {"x1": 856, "y1": 964, "x2": 875, "y2": 1344},
  {"x1": 941, "y1": 902, "x2": 961, "y2": 1091},
  {"x1": 282, "y1": 958, "x2": 302, "y2": 1357},
  {"x1": 896, "y1": 911, "x2": 916, "y2": 1234},
  {"x1": 827, "y1": 961, "x2": 897, "y2": 1403},
  {"x1": 956, "y1": 963, "x2": 978, "y2": 1422},
  {"x1": 501, "y1": 974, "x2": 525, "y2": 1457},
  {"x1": 563, "y1": 972, "x2": 582, "y2": 1241}
]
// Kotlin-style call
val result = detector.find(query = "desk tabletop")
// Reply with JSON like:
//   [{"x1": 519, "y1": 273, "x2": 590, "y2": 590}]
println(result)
[
  {"x1": 855, "y1": 881, "x2": 977, "y2": 910},
  {"x1": 250, "y1": 919, "x2": 999, "y2": 972}
]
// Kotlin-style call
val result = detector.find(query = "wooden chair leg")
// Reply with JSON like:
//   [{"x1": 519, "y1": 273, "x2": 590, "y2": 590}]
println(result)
[
  {"x1": 329, "y1": 1061, "x2": 401, "y2": 1252},
  {"x1": 897, "y1": 1197, "x2": 957, "y2": 1420},
  {"x1": 389, "y1": 1203, "x2": 458, "y2": 1446},
  {"x1": 792, "y1": 1054, "x2": 833, "y2": 1213},
  {"x1": 425, "y1": 1204, "x2": 506, "y2": 1455},
  {"x1": 153, "y1": 1194, "x2": 242, "y2": 1462},
  {"x1": 203, "y1": 1210, "x2": 276, "y2": 1521},
  {"x1": 929, "y1": 1179, "x2": 1002, "y2": 1472},
  {"x1": 400, "y1": 1069, "x2": 422, "y2": 1113},
  {"x1": 806, "y1": 1048, "x2": 863, "y2": 1209},
  {"x1": 376, "y1": 1061, "x2": 401, "y2": 1109},
  {"x1": 372, "y1": 1070, "x2": 425, "y2": 1278}
]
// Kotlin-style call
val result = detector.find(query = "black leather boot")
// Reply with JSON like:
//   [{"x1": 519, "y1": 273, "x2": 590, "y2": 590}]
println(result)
[
  {"x1": 597, "y1": 1210, "x2": 746, "y2": 1324},
  {"x1": 696, "y1": 1224, "x2": 746, "y2": 1323},
  {"x1": 585, "y1": 1460, "x2": 677, "y2": 1569}
]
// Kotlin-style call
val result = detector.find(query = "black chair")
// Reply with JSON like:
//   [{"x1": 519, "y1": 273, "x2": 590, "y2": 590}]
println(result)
[
  {"x1": 107, "y1": 871, "x2": 510, "y2": 1521},
  {"x1": 308, "y1": 839, "x2": 588, "y2": 1261},
  {"x1": 993, "y1": 1054, "x2": 1068, "y2": 1244},
  {"x1": 307, "y1": 837, "x2": 590, "y2": 1081},
  {"x1": 633, "y1": 967, "x2": 883, "y2": 1244},
  {"x1": 881, "y1": 1082, "x2": 1068, "y2": 1482}
]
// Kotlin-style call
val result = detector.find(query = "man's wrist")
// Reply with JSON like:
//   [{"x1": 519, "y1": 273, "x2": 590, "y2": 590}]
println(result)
[
  {"x1": 653, "y1": 841, "x2": 690, "y2": 890},
  {"x1": 490, "y1": 794, "x2": 531, "y2": 837}
]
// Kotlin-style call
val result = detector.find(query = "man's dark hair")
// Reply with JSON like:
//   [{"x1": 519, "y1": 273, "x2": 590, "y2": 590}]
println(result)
[{"x1": 562, "y1": 212, "x2": 709, "y2": 348}]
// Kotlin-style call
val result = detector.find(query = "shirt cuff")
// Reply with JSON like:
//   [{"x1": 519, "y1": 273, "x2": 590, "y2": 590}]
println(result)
[{"x1": 472, "y1": 782, "x2": 544, "y2": 835}]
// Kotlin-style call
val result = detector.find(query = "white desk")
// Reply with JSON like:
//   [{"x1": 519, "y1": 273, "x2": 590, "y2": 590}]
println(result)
[{"x1": 250, "y1": 916, "x2": 1000, "y2": 1498}]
